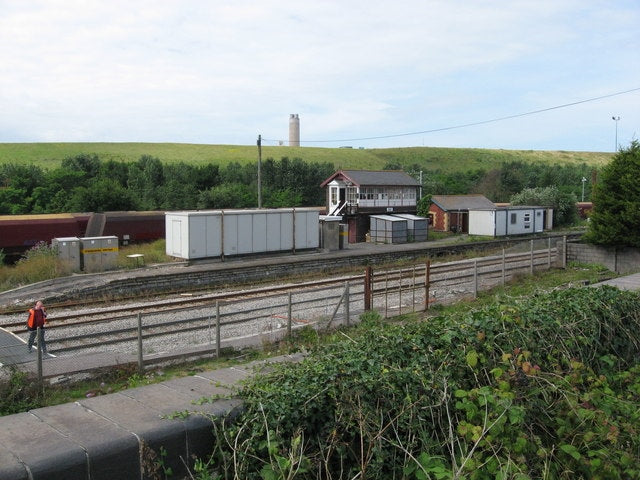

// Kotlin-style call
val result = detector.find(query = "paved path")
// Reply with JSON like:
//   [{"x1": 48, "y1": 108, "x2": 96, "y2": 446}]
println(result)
[{"x1": 592, "y1": 272, "x2": 640, "y2": 290}]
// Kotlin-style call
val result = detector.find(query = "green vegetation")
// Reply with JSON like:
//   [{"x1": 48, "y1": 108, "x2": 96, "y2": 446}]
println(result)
[
  {"x1": 511, "y1": 185, "x2": 578, "y2": 227},
  {"x1": 0, "y1": 241, "x2": 74, "y2": 291},
  {"x1": 205, "y1": 283, "x2": 640, "y2": 479},
  {"x1": 0, "y1": 154, "x2": 334, "y2": 214},
  {"x1": 0, "y1": 264, "x2": 614, "y2": 416},
  {"x1": 0, "y1": 143, "x2": 613, "y2": 172},
  {"x1": 0, "y1": 145, "x2": 608, "y2": 215},
  {"x1": 585, "y1": 140, "x2": 640, "y2": 247},
  {"x1": 0, "y1": 239, "x2": 171, "y2": 292}
]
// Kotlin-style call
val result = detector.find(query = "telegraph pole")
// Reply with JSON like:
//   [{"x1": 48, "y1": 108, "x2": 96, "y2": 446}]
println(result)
[{"x1": 257, "y1": 135, "x2": 262, "y2": 208}]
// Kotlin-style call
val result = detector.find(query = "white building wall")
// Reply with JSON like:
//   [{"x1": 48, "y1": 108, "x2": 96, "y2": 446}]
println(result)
[
  {"x1": 468, "y1": 210, "x2": 496, "y2": 236},
  {"x1": 495, "y1": 210, "x2": 507, "y2": 236},
  {"x1": 165, "y1": 209, "x2": 319, "y2": 260}
]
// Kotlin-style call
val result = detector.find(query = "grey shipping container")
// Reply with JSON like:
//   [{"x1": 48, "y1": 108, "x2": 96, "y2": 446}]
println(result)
[
  {"x1": 392, "y1": 214, "x2": 428, "y2": 242},
  {"x1": 52, "y1": 237, "x2": 81, "y2": 272},
  {"x1": 369, "y1": 215, "x2": 407, "y2": 244}
]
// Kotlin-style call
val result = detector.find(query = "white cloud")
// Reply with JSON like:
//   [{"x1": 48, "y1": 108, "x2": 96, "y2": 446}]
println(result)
[{"x1": 0, "y1": 0, "x2": 638, "y2": 150}]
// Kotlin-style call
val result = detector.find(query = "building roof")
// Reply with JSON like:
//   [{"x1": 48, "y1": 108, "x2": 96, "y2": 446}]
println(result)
[
  {"x1": 430, "y1": 194, "x2": 495, "y2": 211},
  {"x1": 320, "y1": 170, "x2": 420, "y2": 188}
]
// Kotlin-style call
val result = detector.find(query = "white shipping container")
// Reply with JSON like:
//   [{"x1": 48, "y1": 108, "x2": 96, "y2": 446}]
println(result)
[{"x1": 165, "y1": 208, "x2": 320, "y2": 260}]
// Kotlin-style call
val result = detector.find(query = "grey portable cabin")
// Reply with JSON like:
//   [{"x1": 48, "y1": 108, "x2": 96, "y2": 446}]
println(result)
[{"x1": 369, "y1": 215, "x2": 408, "y2": 244}]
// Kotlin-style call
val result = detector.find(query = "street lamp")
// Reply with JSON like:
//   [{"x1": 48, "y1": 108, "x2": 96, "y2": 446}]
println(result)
[
  {"x1": 612, "y1": 116, "x2": 620, "y2": 152},
  {"x1": 581, "y1": 177, "x2": 587, "y2": 202}
]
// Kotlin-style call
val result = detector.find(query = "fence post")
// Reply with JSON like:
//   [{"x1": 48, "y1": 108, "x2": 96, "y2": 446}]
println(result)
[
  {"x1": 398, "y1": 269, "x2": 403, "y2": 315},
  {"x1": 215, "y1": 300, "x2": 221, "y2": 359},
  {"x1": 412, "y1": 266, "x2": 416, "y2": 312},
  {"x1": 137, "y1": 313, "x2": 143, "y2": 375},
  {"x1": 424, "y1": 260, "x2": 430, "y2": 311},
  {"x1": 502, "y1": 248, "x2": 506, "y2": 286},
  {"x1": 287, "y1": 292, "x2": 292, "y2": 339},
  {"x1": 547, "y1": 237, "x2": 551, "y2": 269},
  {"x1": 345, "y1": 282, "x2": 350, "y2": 326},
  {"x1": 530, "y1": 239, "x2": 534, "y2": 275},
  {"x1": 36, "y1": 327, "x2": 43, "y2": 386},
  {"x1": 563, "y1": 235, "x2": 567, "y2": 268},
  {"x1": 385, "y1": 271, "x2": 389, "y2": 317},
  {"x1": 364, "y1": 266, "x2": 373, "y2": 311},
  {"x1": 473, "y1": 259, "x2": 478, "y2": 299}
]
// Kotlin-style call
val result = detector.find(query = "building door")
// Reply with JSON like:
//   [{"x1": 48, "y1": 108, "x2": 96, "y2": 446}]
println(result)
[{"x1": 348, "y1": 218, "x2": 357, "y2": 243}]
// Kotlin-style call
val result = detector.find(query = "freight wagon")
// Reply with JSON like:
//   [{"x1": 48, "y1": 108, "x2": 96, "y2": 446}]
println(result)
[{"x1": 0, "y1": 211, "x2": 166, "y2": 263}]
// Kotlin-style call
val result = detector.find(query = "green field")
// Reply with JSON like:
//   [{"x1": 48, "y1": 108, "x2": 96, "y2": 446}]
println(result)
[{"x1": 0, "y1": 143, "x2": 613, "y2": 172}]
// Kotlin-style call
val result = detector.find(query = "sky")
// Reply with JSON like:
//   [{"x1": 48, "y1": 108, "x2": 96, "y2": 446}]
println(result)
[{"x1": 1, "y1": 1, "x2": 639, "y2": 152}]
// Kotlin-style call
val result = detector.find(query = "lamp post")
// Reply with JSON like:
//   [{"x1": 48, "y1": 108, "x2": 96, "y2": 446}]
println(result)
[
  {"x1": 581, "y1": 177, "x2": 587, "y2": 202},
  {"x1": 612, "y1": 116, "x2": 620, "y2": 152}
]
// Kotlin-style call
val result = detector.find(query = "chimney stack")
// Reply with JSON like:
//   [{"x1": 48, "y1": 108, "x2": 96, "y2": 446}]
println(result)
[{"x1": 288, "y1": 114, "x2": 300, "y2": 147}]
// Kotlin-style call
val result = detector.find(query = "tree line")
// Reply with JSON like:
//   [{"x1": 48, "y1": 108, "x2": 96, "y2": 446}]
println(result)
[
  {"x1": 0, "y1": 155, "x2": 335, "y2": 214},
  {"x1": 1, "y1": 152, "x2": 594, "y2": 223}
]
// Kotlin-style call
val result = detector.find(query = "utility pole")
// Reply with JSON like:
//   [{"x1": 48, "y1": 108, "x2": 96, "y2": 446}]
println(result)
[
  {"x1": 257, "y1": 135, "x2": 262, "y2": 208},
  {"x1": 612, "y1": 116, "x2": 620, "y2": 152}
]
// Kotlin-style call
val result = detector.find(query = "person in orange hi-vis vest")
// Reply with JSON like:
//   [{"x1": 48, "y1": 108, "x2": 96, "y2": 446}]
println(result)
[{"x1": 27, "y1": 300, "x2": 48, "y2": 354}]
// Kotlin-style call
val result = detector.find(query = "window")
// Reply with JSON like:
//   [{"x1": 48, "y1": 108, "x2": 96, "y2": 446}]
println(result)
[
  {"x1": 347, "y1": 187, "x2": 358, "y2": 204},
  {"x1": 510, "y1": 213, "x2": 517, "y2": 224},
  {"x1": 330, "y1": 187, "x2": 338, "y2": 204}
]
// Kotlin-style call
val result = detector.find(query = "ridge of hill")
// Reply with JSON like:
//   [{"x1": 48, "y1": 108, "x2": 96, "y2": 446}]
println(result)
[{"x1": 0, "y1": 142, "x2": 613, "y2": 172}]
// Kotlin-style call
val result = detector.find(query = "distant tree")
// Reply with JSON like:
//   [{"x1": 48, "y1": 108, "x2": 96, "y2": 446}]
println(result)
[
  {"x1": 61, "y1": 153, "x2": 101, "y2": 179},
  {"x1": 159, "y1": 163, "x2": 200, "y2": 209},
  {"x1": 0, "y1": 163, "x2": 45, "y2": 193},
  {"x1": 99, "y1": 160, "x2": 130, "y2": 188},
  {"x1": 30, "y1": 168, "x2": 86, "y2": 212},
  {"x1": 383, "y1": 162, "x2": 402, "y2": 170},
  {"x1": 584, "y1": 140, "x2": 640, "y2": 247},
  {"x1": 127, "y1": 155, "x2": 164, "y2": 209},
  {"x1": 510, "y1": 186, "x2": 578, "y2": 227},
  {"x1": 194, "y1": 163, "x2": 220, "y2": 191},
  {"x1": 264, "y1": 188, "x2": 303, "y2": 208},
  {"x1": 0, "y1": 187, "x2": 28, "y2": 214},
  {"x1": 416, "y1": 194, "x2": 432, "y2": 217},
  {"x1": 65, "y1": 178, "x2": 136, "y2": 212},
  {"x1": 197, "y1": 183, "x2": 255, "y2": 209}
]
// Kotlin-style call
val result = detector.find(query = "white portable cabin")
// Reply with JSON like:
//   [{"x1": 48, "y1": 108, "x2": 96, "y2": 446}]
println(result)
[
  {"x1": 165, "y1": 208, "x2": 320, "y2": 260},
  {"x1": 369, "y1": 215, "x2": 407, "y2": 244},
  {"x1": 392, "y1": 214, "x2": 428, "y2": 242},
  {"x1": 469, "y1": 206, "x2": 552, "y2": 237}
]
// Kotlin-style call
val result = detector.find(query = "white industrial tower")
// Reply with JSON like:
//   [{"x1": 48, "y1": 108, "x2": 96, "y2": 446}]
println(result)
[{"x1": 289, "y1": 114, "x2": 300, "y2": 147}]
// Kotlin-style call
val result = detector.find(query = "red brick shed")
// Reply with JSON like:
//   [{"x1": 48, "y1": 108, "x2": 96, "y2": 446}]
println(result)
[{"x1": 429, "y1": 195, "x2": 495, "y2": 233}]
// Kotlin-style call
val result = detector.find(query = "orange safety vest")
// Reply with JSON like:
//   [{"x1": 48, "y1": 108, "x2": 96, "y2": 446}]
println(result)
[{"x1": 27, "y1": 308, "x2": 46, "y2": 329}]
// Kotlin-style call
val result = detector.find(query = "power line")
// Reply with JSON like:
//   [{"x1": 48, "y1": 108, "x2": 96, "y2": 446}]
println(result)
[{"x1": 263, "y1": 87, "x2": 640, "y2": 145}]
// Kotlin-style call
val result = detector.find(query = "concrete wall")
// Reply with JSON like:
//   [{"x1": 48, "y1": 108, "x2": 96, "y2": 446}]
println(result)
[
  {"x1": 566, "y1": 241, "x2": 640, "y2": 274},
  {"x1": 0, "y1": 355, "x2": 303, "y2": 480}
]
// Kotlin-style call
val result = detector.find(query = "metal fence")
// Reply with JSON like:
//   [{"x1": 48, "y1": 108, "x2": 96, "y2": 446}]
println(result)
[{"x1": 0, "y1": 238, "x2": 560, "y2": 381}]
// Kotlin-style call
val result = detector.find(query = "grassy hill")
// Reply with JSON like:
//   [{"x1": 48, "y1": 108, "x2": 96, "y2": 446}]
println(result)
[{"x1": 0, "y1": 142, "x2": 613, "y2": 172}]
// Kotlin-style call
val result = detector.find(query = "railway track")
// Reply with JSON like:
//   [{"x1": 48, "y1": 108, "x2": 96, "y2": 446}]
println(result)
[{"x1": 2, "y1": 247, "x2": 561, "y2": 362}]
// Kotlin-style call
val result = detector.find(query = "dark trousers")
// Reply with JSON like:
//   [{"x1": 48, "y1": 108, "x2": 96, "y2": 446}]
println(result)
[{"x1": 27, "y1": 328, "x2": 47, "y2": 353}]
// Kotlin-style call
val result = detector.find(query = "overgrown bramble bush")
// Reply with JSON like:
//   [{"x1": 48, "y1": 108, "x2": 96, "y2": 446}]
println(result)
[
  {"x1": 202, "y1": 287, "x2": 640, "y2": 479},
  {"x1": 0, "y1": 241, "x2": 72, "y2": 290},
  {"x1": 0, "y1": 368, "x2": 44, "y2": 416}
]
